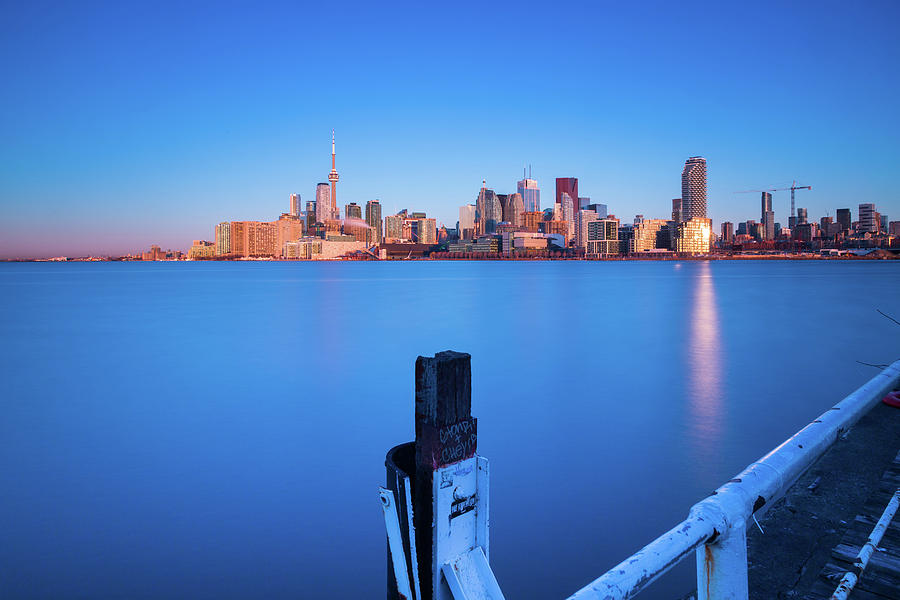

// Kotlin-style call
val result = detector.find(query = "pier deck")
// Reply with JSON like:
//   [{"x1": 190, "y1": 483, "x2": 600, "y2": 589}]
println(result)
[{"x1": 746, "y1": 401, "x2": 900, "y2": 599}]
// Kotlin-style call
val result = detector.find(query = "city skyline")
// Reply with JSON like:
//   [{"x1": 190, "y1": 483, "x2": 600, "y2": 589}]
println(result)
[{"x1": 1, "y1": 1, "x2": 898, "y2": 258}]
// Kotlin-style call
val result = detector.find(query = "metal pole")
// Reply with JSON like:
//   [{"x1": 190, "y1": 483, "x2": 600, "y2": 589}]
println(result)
[{"x1": 697, "y1": 518, "x2": 748, "y2": 600}]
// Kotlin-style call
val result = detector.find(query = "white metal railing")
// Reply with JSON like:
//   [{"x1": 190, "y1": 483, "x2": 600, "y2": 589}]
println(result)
[{"x1": 567, "y1": 359, "x2": 900, "y2": 600}]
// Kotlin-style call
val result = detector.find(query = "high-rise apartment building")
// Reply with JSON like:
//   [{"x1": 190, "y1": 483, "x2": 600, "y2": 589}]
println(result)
[
  {"x1": 576, "y1": 210, "x2": 599, "y2": 248},
  {"x1": 681, "y1": 157, "x2": 707, "y2": 221},
  {"x1": 629, "y1": 217, "x2": 669, "y2": 253},
  {"x1": 556, "y1": 178, "x2": 578, "y2": 213},
  {"x1": 345, "y1": 202, "x2": 362, "y2": 220},
  {"x1": 306, "y1": 200, "x2": 317, "y2": 232},
  {"x1": 859, "y1": 203, "x2": 878, "y2": 233},
  {"x1": 521, "y1": 211, "x2": 542, "y2": 233},
  {"x1": 760, "y1": 192, "x2": 775, "y2": 241},
  {"x1": 517, "y1": 172, "x2": 541, "y2": 213},
  {"x1": 384, "y1": 214, "x2": 404, "y2": 242},
  {"x1": 315, "y1": 183, "x2": 331, "y2": 224},
  {"x1": 365, "y1": 200, "x2": 383, "y2": 245},
  {"x1": 289, "y1": 193, "x2": 301, "y2": 218},
  {"x1": 275, "y1": 214, "x2": 304, "y2": 257},
  {"x1": 417, "y1": 218, "x2": 437, "y2": 244},
  {"x1": 797, "y1": 207, "x2": 808, "y2": 226},
  {"x1": 586, "y1": 219, "x2": 619, "y2": 256},
  {"x1": 215, "y1": 222, "x2": 232, "y2": 256},
  {"x1": 501, "y1": 193, "x2": 524, "y2": 227},
  {"x1": 560, "y1": 193, "x2": 575, "y2": 239}
]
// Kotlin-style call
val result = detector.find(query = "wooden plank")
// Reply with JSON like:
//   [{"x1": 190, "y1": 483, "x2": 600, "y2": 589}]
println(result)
[{"x1": 820, "y1": 561, "x2": 900, "y2": 599}]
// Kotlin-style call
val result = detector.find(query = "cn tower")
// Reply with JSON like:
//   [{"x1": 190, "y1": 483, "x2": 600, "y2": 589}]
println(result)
[{"x1": 328, "y1": 129, "x2": 339, "y2": 220}]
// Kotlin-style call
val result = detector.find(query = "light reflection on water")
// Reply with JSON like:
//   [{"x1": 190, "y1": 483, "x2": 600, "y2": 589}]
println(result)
[{"x1": 687, "y1": 262, "x2": 724, "y2": 479}]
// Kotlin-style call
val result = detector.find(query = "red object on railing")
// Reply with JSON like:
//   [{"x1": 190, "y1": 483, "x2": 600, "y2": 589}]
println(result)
[{"x1": 883, "y1": 391, "x2": 900, "y2": 408}]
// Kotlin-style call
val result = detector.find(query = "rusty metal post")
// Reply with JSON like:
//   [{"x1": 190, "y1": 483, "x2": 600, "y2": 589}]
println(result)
[{"x1": 696, "y1": 518, "x2": 748, "y2": 600}]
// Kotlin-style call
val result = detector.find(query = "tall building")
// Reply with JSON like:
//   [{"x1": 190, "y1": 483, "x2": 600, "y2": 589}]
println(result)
[
  {"x1": 275, "y1": 214, "x2": 304, "y2": 257},
  {"x1": 556, "y1": 178, "x2": 578, "y2": 212},
  {"x1": 576, "y1": 209, "x2": 599, "y2": 248},
  {"x1": 675, "y1": 218, "x2": 712, "y2": 254},
  {"x1": 681, "y1": 157, "x2": 707, "y2": 221},
  {"x1": 459, "y1": 204, "x2": 476, "y2": 240},
  {"x1": 215, "y1": 222, "x2": 232, "y2": 256},
  {"x1": 672, "y1": 198, "x2": 683, "y2": 223},
  {"x1": 836, "y1": 208, "x2": 851, "y2": 232},
  {"x1": 305, "y1": 200, "x2": 317, "y2": 231},
  {"x1": 797, "y1": 207, "x2": 808, "y2": 225},
  {"x1": 586, "y1": 219, "x2": 619, "y2": 256},
  {"x1": 365, "y1": 200, "x2": 383, "y2": 245},
  {"x1": 345, "y1": 202, "x2": 362, "y2": 220},
  {"x1": 517, "y1": 175, "x2": 541, "y2": 213},
  {"x1": 315, "y1": 183, "x2": 331, "y2": 224},
  {"x1": 501, "y1": 193, "x2": 524, "y2": 227},
  {"x1": 760, "y1": 192, "x2": 775, "y2": 241},
  {"x1": 384, "y1": 214, "x2": 404, "y2": 242},
  {"x1": 328, "y1": 130, "x2": 340, "y2": 221},
  {"x1": 589, "y1": 204, "x2": 608, "y2": 219},
  {"x1": 417, "y1": 218, "x2": 437, "y2": 244},
  {"x1": 476, "y1": 182, "x2": 501, "y2": 235},
  {"x1": 560, "y1": 193, "x2": 575, "y2": 239},
  {"x1": 629, "y1": 217, "x2": 669, "y2": 253},
  {"x1": 289, "y1": 193, "x2": 301, "y2": 218},
  {"x1": 521, "y1": 211, "x2": 542, "y2": 233},
  {"x1": 578, "y1": 197, "x2": 590, "y2": 211},
  {"x1": 721, "y1": 221, "x2": 734, "y2": 244},
  {"x1": 859, "y1": 203, "x2": 877, "y2": 233}
]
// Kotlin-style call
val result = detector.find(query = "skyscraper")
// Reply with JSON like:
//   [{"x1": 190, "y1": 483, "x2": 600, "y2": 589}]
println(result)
[
  {"x1": 289, "y1": 193, "x2": 301, "y2": 218},
  {"x1": 215, "y1": 222, "x2": 232, "y2": 256},
  {"x1": 501, "y1": 193, "x2": 524, "y2": 227},
  {"x1": 459, "y1": 204, "x2": 476, "y2": 240},
  {"x1": 797, "y1": 207, "x2": 808, "y2": 225},
  {"x1": 517, "y1": 175, "x2": 541, "y2": 213},
  {"x1": 315, "y1": 183, "x2": 330, "y2": 224},
  {"x1": 556, "y1": 178, "x2": 578, "y2": 213},
  {"x1": 365, "y1": 200, "x2": 382, "y2": 245},
  {"x1": 476, "y1": 182, "x2": 501, "y2": 235},
  {"x1": 328, "y1": 130, "x2": 340, "y2": 221},
  {"x1": 306, "y1": 200, "x2": 317, "y2": 231},
  {"x1": 761, "y1": 192, "x2": 774, "y2": 241},
  {"x1": 681, "y1": 157, "x2": 707, "y2": 221}
]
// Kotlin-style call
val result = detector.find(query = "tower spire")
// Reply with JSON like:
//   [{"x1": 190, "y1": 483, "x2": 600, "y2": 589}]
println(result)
[{"x1": 328, "y1": 129, "x2": 340, "y2": 220}]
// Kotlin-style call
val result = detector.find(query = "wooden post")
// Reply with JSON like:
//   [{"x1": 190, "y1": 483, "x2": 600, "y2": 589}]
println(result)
[{"x1": 414, "y1": 350, "x2": 474, "y2": 600}]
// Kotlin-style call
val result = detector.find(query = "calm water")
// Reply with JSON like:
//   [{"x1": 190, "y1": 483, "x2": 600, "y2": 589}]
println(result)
[{"x1": 1, "y1": 260, "x2": 898, "y2": 599}]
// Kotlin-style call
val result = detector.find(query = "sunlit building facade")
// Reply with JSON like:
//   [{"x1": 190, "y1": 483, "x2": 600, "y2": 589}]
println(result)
[
  {"x1": 215, "y1": 222, "x2": 232, "y2": 256},
  {"x1": 365, "y1": 200, "x2": 383, "y2": 245},
  {"x1": 681, "y1": 157, "x2": 707, "y2": 221},
  {"x1": 675, "y1": 217, "x2": 712, "y2": 254},
  {"x1": 517, "y1": 177, "x2": 540, "y2": 213},
  {"x1": 586, "y1": 219, "x2": 619, "y2": 256}
]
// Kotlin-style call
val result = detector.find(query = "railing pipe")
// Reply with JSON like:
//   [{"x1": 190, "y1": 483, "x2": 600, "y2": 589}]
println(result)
[{"x1": 569, "y1": 359, "x2": 900, "y2": 600}]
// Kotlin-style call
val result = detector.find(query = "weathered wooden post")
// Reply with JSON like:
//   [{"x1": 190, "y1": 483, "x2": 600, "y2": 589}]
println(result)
[{"x1": 381, "y1": 351, "x2": 503, "y2": 600}]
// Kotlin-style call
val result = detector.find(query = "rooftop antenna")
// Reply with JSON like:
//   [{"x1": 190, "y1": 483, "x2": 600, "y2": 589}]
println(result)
[{"x1": 529, "y1": 164, "x2": 532, "y2": 178}]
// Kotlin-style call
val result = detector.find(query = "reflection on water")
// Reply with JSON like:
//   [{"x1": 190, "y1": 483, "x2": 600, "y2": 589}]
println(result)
[{"x1": 687, "y1": 262, "x2": 723, "y2": 473}]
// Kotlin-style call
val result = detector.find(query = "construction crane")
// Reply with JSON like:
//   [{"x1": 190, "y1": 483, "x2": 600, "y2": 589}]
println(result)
[{"x1": 735, "y1": 181, "x2": 812, "y2": 223}]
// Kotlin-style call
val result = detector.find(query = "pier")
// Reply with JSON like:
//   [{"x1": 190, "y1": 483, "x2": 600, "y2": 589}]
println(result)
[{"x1": 380, "y1": 353, "x2": 900, "y2": 600}]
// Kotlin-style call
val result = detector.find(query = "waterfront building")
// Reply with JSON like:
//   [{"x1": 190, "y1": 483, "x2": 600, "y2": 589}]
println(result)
[
  {"x1": 283, "y1": 237, "x2": 366, "y2": 260},
  {"x1": 328, "y1": 130, "x2": 340, "y2": 220},
  {"x1": 315, "y1": 183, "x2": 331, "y2": 224},
  {"x1": 188, "y1": 240, "x2": 216, "y2": 259},
  {"x1": 586, "y1": 219, "x2": 619, "y2": 256},
  {"x1": 324, "y1": 219, "x2": 342, "y2": 237},
  {"x1": 345, "y1": 202, "x2": 362, "y2": 220},
  {"x1": 681, "y1": 157, "x2": 707, "y2": 221},
  {"x1": 556, "y1": 178, "x2": 578, "y2": 213},
  {"x1": 230, "y1": 221, "x2": 247, "y2": 256},
  {"x1": 675, "y1": 217, "x2": 712, "y2": 254},
  {"x1": 820, "y1": 216, "x2": 834, "y2": 239},
  {"x1": 275, "y1": 214, "x2": 304, "y2": 257},
  {"x1": 797, "y1": 207, "x2": 808, "y2": 225},
  {"x1": 859, "y1": 203, "x2": 878, "y2": 233},
  {"x1": 517, "y1": 176, "x2": 541, "y2": 213},
  {"x1": 384, "y1": 214, "x2": 404, "y2": 242},
  {"x1": 215, "y1": 222, "x2": 232, "y2": 256},
  {"x1": 459, "y1": 204, "x2": 476, "y2": 240},
  {"x1": 290, "y1": 193, "x2": 301, "y2": 218},
  {"x1": 629, "y1": 217, "x2": 669, "y2": 253},
  {"x1": 417, "y1": 218, "x2": 437, "y2": 244},
  {"x1": 476, "y1": 182, "x2": 502, "y2": 235},
  {"x1": 672, "y1": 198, "x2": 683, "y2": 223},
  {"x1": 721, "y1": 222, "x2": 734, "y2": 244},
  {"x1": 365, "y1": 200, "x2": 383, "y2": 245},
  {"x1": 247, "y1": 221, "x2": 277, "y2": 257}
]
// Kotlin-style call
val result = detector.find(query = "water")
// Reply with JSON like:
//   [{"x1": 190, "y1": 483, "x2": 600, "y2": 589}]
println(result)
[{"x1": 1, "y1": 260, "x2": 898, "y2": 599}]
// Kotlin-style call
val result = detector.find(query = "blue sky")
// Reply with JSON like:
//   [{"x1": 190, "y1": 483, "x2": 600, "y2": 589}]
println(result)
[{"x1": 1, "y1": 0, "x2": 898, "y2": 257}]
